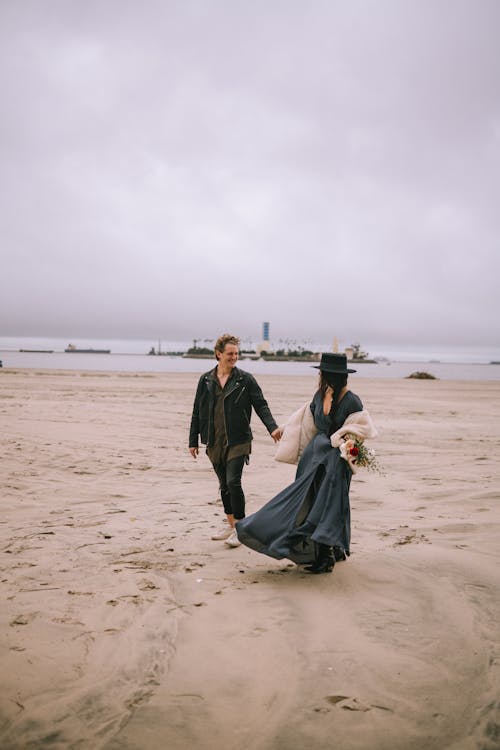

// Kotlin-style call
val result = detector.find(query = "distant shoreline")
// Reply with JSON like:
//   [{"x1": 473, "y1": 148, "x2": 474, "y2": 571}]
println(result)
[{"x1": 1, "y1": 337, "x2": 499, "y2": 368}]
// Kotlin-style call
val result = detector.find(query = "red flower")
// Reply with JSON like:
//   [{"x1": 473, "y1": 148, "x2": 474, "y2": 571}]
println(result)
[{"x1": 350, "y1": 446, "x2": 359, "y2": 456}]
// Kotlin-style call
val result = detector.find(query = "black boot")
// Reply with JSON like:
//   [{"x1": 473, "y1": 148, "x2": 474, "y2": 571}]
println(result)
[
  {"x1": 333, "y1": 545, "x2": 346, "y2": 562},
  {"x1": 305, "y1": 544, "x2": 335, "y2": 574}
]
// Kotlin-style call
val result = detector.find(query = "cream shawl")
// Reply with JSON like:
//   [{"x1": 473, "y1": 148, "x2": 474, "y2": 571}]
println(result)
[
  {"x1": 275, "y1": 402, "x2": 377, "y2": 466},
  {"x1": 274, "y1": 401, "x2": 317, "y2": 465}
]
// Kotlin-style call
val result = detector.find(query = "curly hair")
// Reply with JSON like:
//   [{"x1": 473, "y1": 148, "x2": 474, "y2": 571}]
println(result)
[{"x1": 214, "y1": 333, "x2": 240, "y2": 358}]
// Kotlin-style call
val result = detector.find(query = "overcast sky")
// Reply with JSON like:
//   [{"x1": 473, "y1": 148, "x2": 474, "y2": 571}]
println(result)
[{"x1": 1, "y1": 0, "x2": 499, "y2": 349}]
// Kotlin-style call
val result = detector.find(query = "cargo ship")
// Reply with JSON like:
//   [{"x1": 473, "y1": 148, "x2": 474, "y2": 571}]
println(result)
[{"x1": 65, "y1": 344, "x2": 111, "y2": 354}]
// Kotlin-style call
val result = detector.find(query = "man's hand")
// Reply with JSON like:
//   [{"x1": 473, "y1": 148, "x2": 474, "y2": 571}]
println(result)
[
  {"x1": 189, "y1": 447, "x2": 199, "y2": 458},
  {"x1": 271, "y1": 428, "x2": 282, "y2": 443}
]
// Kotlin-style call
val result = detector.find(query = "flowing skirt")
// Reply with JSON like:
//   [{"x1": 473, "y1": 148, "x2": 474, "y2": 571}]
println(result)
[{"x1": 236, "y1": 432, "x2": 352, "y2": 565}]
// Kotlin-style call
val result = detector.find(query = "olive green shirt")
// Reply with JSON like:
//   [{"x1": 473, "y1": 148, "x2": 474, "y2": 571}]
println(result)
[{"x1": 206, "y1": 371, "x2": 251, "y2": 465}]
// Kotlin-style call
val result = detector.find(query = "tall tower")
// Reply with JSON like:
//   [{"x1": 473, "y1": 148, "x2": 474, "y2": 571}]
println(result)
[{"x1": 258, "y1": 321, "x2": 271, "y2": 354}]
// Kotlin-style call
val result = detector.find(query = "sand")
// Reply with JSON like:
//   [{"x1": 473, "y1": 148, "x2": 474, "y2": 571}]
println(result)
[{"x1": 1, "y1": 369, "x2": 499, "y2": 750}]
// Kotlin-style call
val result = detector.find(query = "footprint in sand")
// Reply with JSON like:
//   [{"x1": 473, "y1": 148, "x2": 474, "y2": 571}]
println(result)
[
  {"x1": 247, "y1": 625, "x2": 268, "y2": 638},
  {"x1": 10, "y1": 612, "x2": 38, "y2": 626},
  {"x1": 319, "y1": 696, "x2": 393, "y2": 713},
  {"x1": 379, "y1": 529, "x2": 431, "y2": 546},
  {"x1": 341, "y1": 698, "x2": 372, "y2": 712},
  {"x1": 184, "y1": 562, "x2": 205, "y2": 572},
  {"x1": 138, "y1": 580, "x2": 159, "y2": 591}
]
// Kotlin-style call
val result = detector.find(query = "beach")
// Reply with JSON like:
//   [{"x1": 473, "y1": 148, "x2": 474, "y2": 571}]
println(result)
[{"x1": 1, "y1": 368, "x2": 499, "y2": 750}]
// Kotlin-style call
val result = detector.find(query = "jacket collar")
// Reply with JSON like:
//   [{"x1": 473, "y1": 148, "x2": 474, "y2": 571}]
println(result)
[{"x1": 206, "y1": 366, "x2": 244, "y2": 396}]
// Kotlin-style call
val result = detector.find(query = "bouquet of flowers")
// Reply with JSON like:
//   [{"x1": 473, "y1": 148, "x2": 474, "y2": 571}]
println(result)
[{"x1": 340, "y1": 434, "x2": 380, "y2": 474}]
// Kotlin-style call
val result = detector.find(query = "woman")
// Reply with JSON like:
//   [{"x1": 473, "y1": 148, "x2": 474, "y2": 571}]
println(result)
[{"x1": 235, "y1": 353, "x2": 377, "y2": 574}]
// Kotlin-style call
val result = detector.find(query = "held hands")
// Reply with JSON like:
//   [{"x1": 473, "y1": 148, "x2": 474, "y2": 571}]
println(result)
[{"x1": 190, "y1": 432, "x2": 281, "y2": 455}]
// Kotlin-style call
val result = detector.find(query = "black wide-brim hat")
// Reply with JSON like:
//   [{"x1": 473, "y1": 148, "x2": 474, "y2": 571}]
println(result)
[{"x1": 312, "y1": 352, "x2": 356, "y2": 374}]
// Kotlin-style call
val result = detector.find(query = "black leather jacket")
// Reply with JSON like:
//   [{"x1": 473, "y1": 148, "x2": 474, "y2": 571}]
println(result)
[{"x1": 189, "y1": 367, "x2": 278, "y2": 448}]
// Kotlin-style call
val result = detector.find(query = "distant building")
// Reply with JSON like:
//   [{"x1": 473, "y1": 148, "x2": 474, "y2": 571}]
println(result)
[{"x1": 257, "y1": 321, "x2": 271, "y2": 353}]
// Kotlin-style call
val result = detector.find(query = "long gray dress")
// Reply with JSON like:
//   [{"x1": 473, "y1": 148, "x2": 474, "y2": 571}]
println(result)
[{"x1": 236, "y1": 390, "x2": 363, "y2": 565}]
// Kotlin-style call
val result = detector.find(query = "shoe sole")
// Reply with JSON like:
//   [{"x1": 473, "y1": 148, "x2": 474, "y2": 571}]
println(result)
[
  {"x1": 225, "y1": 536, "x2": 241, "y2": 547},
  {"x1": 211, "y1": 528, "x2": 233, "y2": 540}
]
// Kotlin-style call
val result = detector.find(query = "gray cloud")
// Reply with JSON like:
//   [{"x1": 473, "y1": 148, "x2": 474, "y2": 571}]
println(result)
[{"x1": 1, "y1": 0, "x2": 499, "y2": 348}]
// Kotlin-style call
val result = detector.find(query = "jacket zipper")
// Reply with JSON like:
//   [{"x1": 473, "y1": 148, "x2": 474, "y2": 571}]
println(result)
[
  {"x1": 234, "y1": 385, "x2": 246, "y2": 404},
  {"x1": 222, "y1": 380, "x2": 244, "y2": 446},
  {"x1": 205, "y1": 376, "x2": 213, "y2": 444},
  {"x1": 222, "y1": 389, "x2": 230, "y2": 446}
]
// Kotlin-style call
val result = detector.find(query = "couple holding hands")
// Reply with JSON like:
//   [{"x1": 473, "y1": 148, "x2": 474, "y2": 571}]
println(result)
[{"x1": 189, "y1": 333, "x2": 376, "y2": 575}]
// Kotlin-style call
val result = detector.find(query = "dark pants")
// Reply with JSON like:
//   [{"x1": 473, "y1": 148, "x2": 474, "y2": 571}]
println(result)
[{"x1": 211, "y1": 455, "x2": 247, "y2": 520}]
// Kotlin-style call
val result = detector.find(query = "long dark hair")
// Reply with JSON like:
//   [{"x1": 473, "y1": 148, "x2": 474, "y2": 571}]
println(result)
[{"x1": 319, "y1": 371, "x2": 348, "y2": 413}]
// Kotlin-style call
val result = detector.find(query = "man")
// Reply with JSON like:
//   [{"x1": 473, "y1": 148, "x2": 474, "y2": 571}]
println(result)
[{"x1": 189, "y1": 333, "x2": 281, "y2": 547}]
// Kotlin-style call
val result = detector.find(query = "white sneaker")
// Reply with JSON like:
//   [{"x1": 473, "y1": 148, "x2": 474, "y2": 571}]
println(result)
[
  {"x1": 211, "y1": 525, "x2": 233, "y2": 541},
  {"x1": 225, "y1": 530, "x2": 241, "y2": 548}
]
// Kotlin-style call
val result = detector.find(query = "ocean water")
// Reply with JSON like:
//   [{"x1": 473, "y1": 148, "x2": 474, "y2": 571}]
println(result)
[{"x1": 1, "y1": 337, "x2": 499, "y2": 380}]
